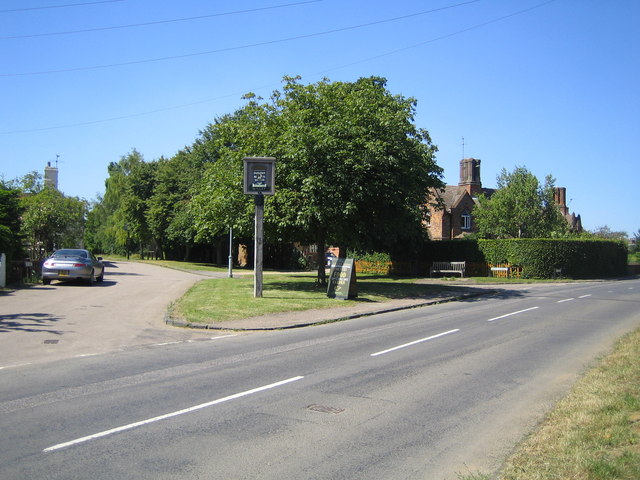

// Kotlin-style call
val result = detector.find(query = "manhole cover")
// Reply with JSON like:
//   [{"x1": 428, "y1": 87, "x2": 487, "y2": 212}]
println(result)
[
  {"x1": 43, "y1": 339, "x2": 59, "y2": 344},
  {"x1": 307, "y1": 404, "x2": 344, "y2": 414}
]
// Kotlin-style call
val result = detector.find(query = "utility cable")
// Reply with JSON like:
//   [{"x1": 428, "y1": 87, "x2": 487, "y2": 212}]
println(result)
[
  {"x1": 1, "y1": 0, "x2": 480, "y2": 77},
  {"x1": 1, "y1": 0, "x2": 323, "y2": 40},
  {"x1": 0, "y1": 0, "x2": 556, "y2": 135},
  {"x1": 0, "y1": 0, "x2": 124, "y2": 14}
]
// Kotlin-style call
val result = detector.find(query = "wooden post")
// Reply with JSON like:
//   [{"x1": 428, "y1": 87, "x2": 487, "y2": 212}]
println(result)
[
  {"x1": 254, "y1": 193, "x2": 264, "y2": 297},
  {"x1": 228, "y1": 226, "x2": 233, "y2": 278},
  {"x1": 243, "y1": 157, "x2": 275, "y2": 298}
]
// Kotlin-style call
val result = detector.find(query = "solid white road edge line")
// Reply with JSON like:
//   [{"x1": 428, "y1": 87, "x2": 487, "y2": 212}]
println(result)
[
  {"x1": 0, "y1": 362, "x2": 33, "y2": 370},
  {"x1": 43, "y1": 375, "x2": 304, "y2": 453},
  {"x1": 487, "y1": 306, "x2": 539, "y2": 322},
  {"x1": 370, "y1": 329, "x2": 460, "y2": 357}
]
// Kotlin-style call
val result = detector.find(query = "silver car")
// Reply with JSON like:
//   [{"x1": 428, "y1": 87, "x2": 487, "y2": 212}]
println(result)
[{"x1": 41, "y1": 249, "x2": 105, "y2": 285}]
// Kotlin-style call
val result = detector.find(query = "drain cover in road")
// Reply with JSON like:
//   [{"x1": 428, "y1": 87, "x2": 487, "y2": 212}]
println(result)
[{"x1": 307, "y1": 404, "x2": 344, "y2": 414}]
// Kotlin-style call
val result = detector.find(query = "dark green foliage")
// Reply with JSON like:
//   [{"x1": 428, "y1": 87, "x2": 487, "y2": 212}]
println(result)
[
  {"x1": 84, "y1": 76, "x2": 444, "y2": 270},
  {"x1": 188, "y1": 76, "x2": 443, "y2": 280},
  {"x1": 477, "y1": 238, "x2": 628, "y2": 278},
  {"x1": 419, "y1": 239, "x2": 486, "y2": 263},
  {"x1": 473, "y1": 166, "x2": 567, "y2": 239},
  {"x1": 0, "y1": 185, "x2": 23, "y2": 260},
  {"x1": 401, "y1": 239, "x2": 627, "y2": 279},
  {"x1": 20, "y1": 186, "x2": 87, "y2": 257}
]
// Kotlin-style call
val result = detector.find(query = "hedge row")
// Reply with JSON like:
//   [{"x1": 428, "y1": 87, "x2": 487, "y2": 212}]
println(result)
[
  {"x1": 476, "y1": 238, "x2": 628, "y2": 278},
  {"x1": 353, "y1": 239, "x2": 627, "y2": 278}
]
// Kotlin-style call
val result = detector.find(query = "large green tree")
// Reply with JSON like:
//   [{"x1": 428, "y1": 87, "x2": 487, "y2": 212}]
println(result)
[
  {"x1": 473, "y1": 166, "x2": 567, "y2": 239},
  {"x1": 191, "y1": 76, "x2": 443, "y2": 283},
  {"x1": 20, "y1": 186, "x2": 87, "y2": 256},
  {"x1": 85, "y1": 150, "x2": 158, "y2": 257},
  {"x1": 147, "y1": 150, "x2": 206, "y2": 259},
  {"x1": 0, "y1": 182, "x2": 23, "y2": 260}
]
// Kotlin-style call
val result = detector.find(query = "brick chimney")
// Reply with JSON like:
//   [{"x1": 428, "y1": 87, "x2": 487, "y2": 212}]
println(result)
[
  {"x1": 459, "y1": 158, "x2": 482, "y2": 196},
  {"x1": 44, "y1": 162, "x2": 59, "y2": 190},
  {"x1": 554, "y1": 187, "x2": 569, "y2": 216}
]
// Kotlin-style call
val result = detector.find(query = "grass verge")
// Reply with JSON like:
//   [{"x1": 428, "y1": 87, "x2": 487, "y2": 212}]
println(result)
[
  {"x1": 170, "y1": 272, "x2": 468, "y2": 324},
  {"x1": 496, "y1": 328, "x2": 640, "y2": 480}
]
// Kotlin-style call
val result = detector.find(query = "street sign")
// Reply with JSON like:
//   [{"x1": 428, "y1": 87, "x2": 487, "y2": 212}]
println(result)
[
  {"x1": 243, "y1": 157, "x2": 275, "y2": 195},
  {"x1": 243, "y1": 157, "x2": 276, "y2": 298}
]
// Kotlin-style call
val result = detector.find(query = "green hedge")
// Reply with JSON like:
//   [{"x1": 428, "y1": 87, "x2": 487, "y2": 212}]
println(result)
[
  {"x1": 417, "y1": 239, "x2": 485, "y2": 263},
  {"x1": 350, "y1": 239, "x2": 627, "y2": 278},
  {"x1": 477, "y1": 239, "x2": 628, "y2": 278}
]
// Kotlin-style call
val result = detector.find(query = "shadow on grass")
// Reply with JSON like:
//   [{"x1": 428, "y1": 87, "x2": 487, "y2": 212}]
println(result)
[{"x1": 263, "y1": 276, "x2": 530, "y2": 302}]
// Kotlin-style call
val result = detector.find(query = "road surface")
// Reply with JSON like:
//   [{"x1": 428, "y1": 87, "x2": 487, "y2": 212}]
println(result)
[
  {"x1": 0, "y1": 260, "x2": 215, "y2": 367},
  {"x1": 1, "y1": 270, "x2": 638, "y2": 479}
]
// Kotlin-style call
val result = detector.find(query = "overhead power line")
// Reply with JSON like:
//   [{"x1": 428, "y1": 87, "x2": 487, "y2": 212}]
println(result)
[
  {"x1": 1, "y1": 0, "x2": 480, "y2": 76},
  {"x1": 0, "y1": 0, "x2": 124, "y2": 13},
  {"x1": 316, "y1": 0, "x2": 557, "y2": 74},
  {"x1": 1, "y1": 0, "x2": 323, "y2": 40},
  {"x1": 0, "y1": 0, "x2": 556, "y2": 135}
]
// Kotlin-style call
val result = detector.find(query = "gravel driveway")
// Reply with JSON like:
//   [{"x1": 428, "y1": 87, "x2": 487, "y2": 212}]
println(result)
[{"x1": 0, "y1": 261, "x2": 216, "y2": 368}]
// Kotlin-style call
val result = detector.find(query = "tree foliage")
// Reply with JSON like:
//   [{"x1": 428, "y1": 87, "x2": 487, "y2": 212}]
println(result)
[
  {"x1": 588, "y1": 225, "x2": 628, "y2": 241},
  {"x1": 84, "y1": 76, "x2": 444, "y2": 279},
  {"x1": 20, "y1": 186, "x2": 87, "y2": 257},
  {"x1": 473, "y1": 166, "x2": 567, "y2": 239},
  {"x1": 0, "y1": 182, "x2": 23, "y2": 260},
  {"x1": 189, "y1": 76, "x2": 443, "y2": 281}
]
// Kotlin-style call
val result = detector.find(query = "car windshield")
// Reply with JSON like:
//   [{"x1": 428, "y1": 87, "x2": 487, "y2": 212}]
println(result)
[{"x1": 53, "y1": 249, "x2": 88, "y2": 258}]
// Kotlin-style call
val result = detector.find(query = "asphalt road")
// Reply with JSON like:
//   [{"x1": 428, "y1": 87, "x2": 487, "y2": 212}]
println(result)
[
  {"x1": 1, "y1": 273, "x2": 639, "y2": 479},
  {"x1": 0, "y1": 260, "x2": 217, "y2": 367}
]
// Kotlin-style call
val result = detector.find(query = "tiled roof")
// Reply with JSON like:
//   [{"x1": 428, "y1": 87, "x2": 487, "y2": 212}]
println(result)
[{"x1": 432, "y1": 185, "x2": 495, "y2": 210}]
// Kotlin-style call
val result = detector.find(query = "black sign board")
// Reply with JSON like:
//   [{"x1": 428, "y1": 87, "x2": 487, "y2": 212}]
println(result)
[
  {"x1": 243, "y1": 157, "x2": 276, "y2": 195},
  {"x1": 327, "y1": 258, "x2": 358, "y2": 300}
]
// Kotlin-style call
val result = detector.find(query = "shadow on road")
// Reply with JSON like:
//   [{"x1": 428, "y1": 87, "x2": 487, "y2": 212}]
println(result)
[
  {"x1": 0, "y1": 312, "x2": 64, "y2": 335},
  {"x1": 457, "y1": 287, "x2": 529, "y2": 302}
]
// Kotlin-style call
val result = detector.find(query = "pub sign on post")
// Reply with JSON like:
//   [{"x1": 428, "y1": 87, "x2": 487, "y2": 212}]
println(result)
[{"x1": 243, "y1": 157, "x2": 276, "y2": 196}]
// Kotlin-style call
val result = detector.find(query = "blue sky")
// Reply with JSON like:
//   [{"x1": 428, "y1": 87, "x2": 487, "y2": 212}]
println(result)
[{"x1": 1, "y1": 0, "x2": 638, "y2": 235}]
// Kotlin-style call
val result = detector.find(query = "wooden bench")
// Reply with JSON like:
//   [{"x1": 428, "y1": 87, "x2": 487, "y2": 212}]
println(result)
[
  {"x1": 430, "y1": 261, "x2": 465, "y2": 278},
  {"x1": 490, "y1": 266, "x2": 509, "y2": 277}
]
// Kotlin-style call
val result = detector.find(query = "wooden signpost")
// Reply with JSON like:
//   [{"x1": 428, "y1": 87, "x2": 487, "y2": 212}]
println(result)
[
  {"x1": 243, "y1": 157, "x2": 276, "y2": 298},
  {"x1": 327, "y1": 258, "x2": 358, "y2": 300}
]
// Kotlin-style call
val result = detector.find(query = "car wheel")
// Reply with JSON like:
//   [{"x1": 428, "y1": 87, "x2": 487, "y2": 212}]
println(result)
[
  {"x1": 96, "y1": 271, "x2": 104, "y2": 282},
  {"x1": 42, "y1": 278, "x2": 51, "y2": 285},
  {"x1": 87, "y1": 270, "x2": 96, "y2": 285}
]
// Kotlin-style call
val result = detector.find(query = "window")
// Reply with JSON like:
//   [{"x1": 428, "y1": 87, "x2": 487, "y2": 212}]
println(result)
[{"x1": 461, "y1": 213, "x2": 472, "y2": 230}]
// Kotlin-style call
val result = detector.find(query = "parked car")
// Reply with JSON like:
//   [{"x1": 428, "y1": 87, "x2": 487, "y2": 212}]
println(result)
[{"x1": 41, "y1": 249, "x2": 105, "y2": 285}]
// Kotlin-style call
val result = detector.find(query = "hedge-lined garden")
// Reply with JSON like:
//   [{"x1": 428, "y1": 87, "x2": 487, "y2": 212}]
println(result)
[{"x1": 353, "y1": 239, "x2": 628, "y2": 279}]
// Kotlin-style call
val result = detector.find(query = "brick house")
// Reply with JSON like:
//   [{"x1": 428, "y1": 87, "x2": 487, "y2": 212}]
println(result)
[
  {"x1": 426, "y1": 158, "x2": 582, "y2": 240},
  {"x1": 427, "y1": 158, "x2": 494, "y2": 240}
]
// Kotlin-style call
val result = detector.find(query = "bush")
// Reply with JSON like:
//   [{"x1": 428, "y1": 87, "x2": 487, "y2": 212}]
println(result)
[
  {"x1": 349, "y1": 251, "x2": 392, "y2": 275},
  {"x1": 477, "y1": 238, "x2": 627, "y2": 278},
  {"x1": 346, "y1": 239, "x2": 627, "y2": 279}
]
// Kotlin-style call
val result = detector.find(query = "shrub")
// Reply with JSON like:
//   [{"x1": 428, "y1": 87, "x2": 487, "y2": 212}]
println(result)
[{"x1": 478, "y1": 238, "x2": 627, "y2": 278}]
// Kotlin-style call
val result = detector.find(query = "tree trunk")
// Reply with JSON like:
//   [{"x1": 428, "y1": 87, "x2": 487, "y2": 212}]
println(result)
[
  {"x1": 316, "y1": 230, "x2": 327, "y2": 287},
  {"x1": 216, "y1": 237, "x2": 224, "y2": 266}
]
